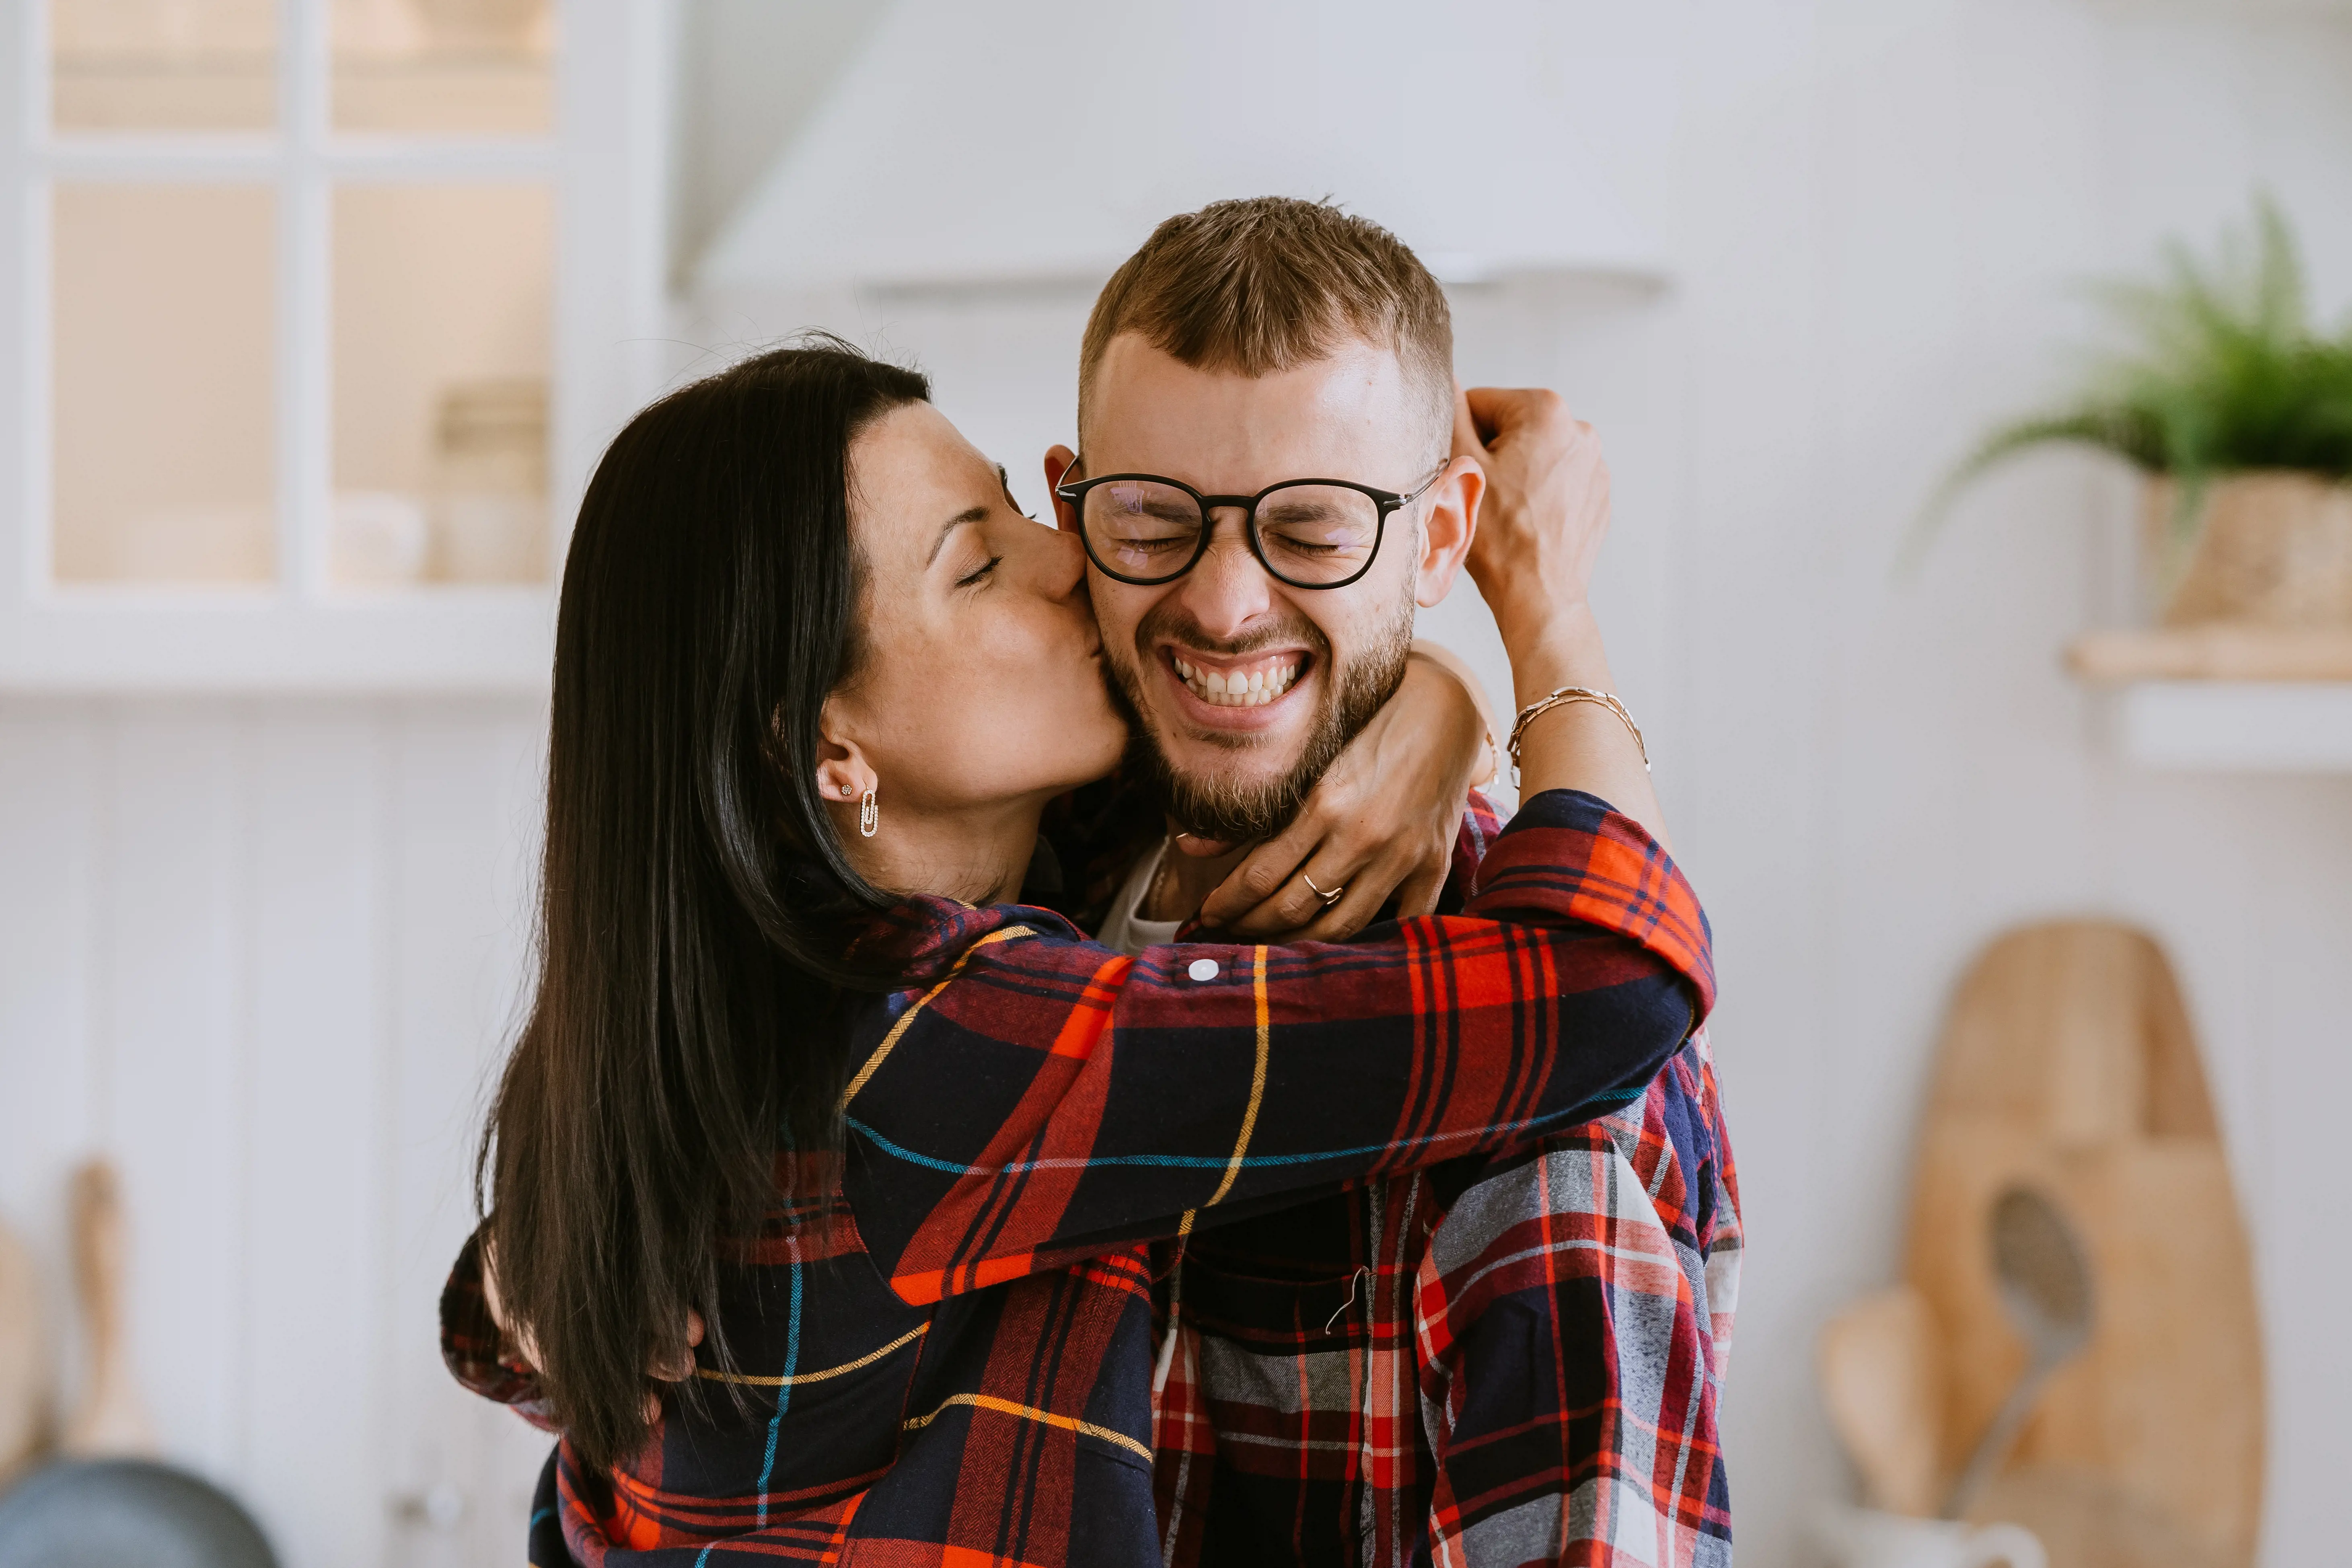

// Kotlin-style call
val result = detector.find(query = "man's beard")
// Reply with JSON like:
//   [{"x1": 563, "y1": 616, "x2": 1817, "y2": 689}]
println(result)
[{"x1": 1102, "y1": 582, "x2": 1416, "y2": 844}]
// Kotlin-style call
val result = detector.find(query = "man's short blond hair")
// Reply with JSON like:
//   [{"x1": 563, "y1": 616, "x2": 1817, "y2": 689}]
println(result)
[{"x1": 1078, "y1": 197, "x2": 1453, "y2": 467}]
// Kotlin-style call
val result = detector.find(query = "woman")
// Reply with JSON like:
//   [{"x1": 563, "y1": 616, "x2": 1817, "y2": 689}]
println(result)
[{"x1": 446, "y1": 340, "x2": 1709, "y2": 1564}]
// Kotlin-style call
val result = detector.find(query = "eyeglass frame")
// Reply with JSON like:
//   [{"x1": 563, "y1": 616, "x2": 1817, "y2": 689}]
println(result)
[{"x1": 1053, "y1": 464, "x2": 1444, "y2": 590}]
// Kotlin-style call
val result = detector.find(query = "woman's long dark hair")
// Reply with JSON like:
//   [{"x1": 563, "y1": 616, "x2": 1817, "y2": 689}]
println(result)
[{"x1": 479, "y1": 339, "x2": 930, "y2": 1473}]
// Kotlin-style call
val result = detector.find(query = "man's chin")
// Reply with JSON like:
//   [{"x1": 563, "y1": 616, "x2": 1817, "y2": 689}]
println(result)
[{"x1": 1138, "y1": 723, "x2": 1326, "y2": 843}]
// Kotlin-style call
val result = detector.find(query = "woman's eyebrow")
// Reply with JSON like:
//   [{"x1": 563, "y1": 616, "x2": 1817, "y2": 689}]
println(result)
[{"x1": 927, "y1": 506, "x2": 989, "y2": 566}]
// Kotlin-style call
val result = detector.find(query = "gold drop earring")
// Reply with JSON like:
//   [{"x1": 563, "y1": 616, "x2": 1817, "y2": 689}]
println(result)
[{"x1": 859, "y1": 785, "x2": 878, "y2": 838}]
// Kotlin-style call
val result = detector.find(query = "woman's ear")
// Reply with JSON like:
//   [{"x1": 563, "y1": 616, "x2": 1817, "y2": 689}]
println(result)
[
  {"x1": 1414, "y1": 454, "x2": 1484, "y2": 609},
  {"x1": 813, "y1": 697, "x2": 872, "y2": 805}
]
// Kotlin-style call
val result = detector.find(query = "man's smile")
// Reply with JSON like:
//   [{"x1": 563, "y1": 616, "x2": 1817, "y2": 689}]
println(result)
[{"x1": 1158, "y1": 643, "x2": 1315, "y2": 725}]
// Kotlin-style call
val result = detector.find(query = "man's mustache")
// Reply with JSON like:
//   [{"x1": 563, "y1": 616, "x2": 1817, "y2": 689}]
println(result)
[{"x1": 1128, "y1": 601, "x2": 1330, "y2": 666}]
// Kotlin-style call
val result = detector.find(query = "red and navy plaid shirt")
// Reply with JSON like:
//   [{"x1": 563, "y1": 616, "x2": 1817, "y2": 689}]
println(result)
[{"x1": 443, "y1": 788, "x2": 1718, "y2": 1566}]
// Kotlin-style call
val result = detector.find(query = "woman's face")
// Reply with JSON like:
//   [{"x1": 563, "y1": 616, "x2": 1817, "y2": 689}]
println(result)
[{"x1": 823, "y1": 402, "x2": 1127, "y2": 837}]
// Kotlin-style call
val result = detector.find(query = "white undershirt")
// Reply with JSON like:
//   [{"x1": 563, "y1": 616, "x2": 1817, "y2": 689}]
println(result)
[{"x1": 1094, "y1": 837, "x2": 1183, "y2": 956}]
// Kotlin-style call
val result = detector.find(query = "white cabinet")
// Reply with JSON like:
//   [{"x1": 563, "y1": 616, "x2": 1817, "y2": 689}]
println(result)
[{"x1": 0, "y1": 0, "x2": 670, "y2": 692}]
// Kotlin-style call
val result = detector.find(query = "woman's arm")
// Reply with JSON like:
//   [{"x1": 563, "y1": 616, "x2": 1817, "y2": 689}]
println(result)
[
  {"x1": 839, "y1": 786, "x2": 1710, "y2": 1305},
  {"x1": 1455, "y1": 386, "x2": 1668, "y2": 843}
]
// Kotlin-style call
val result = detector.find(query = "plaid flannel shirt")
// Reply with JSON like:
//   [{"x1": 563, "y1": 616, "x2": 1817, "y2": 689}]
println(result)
[
  {"x1": 443, "y1": 788, "x2": 1717, "y2": 1566},
  {"x1": 1148, "y1": 1031, "x2": 1738, "y2": 1567},
  {"x1": 1105, "y1": 794, "x2": 1738, "y2": 1568}
]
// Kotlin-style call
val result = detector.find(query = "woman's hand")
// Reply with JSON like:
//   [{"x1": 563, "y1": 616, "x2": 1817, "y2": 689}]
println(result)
[
  {"x1": 1455, "y1": 383, "x2": 1610, "y2": 641},
  {"x1": 1454, "y1": 383, "x2": 1670, "y2": 845},
  {"x1": 1195, "y1": 644, "x2": 1493, "y2": 940},
  {"x1": 482, "y1": 1233, "x2": 705, "y2": 1421}
]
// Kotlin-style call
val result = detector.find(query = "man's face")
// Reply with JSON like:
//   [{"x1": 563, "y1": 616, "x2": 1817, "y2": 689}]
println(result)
[{"x1": 1052, "y1": 333, "x2": 1474, "y2": 841}]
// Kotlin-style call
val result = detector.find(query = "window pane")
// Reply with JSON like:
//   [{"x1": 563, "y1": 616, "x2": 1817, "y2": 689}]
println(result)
[
  {"x1": 53, "y1": 185, "x2": 276, "y2": 586},
  {"x1": 52, "y1": 0, "x2": 275, "y2": 133},
  {"x1": 332, "y1": 185, "x2": 551, "y2": 586},
  {"x1": 333, "y1": 0, "x2": 554, "y2": 135}
]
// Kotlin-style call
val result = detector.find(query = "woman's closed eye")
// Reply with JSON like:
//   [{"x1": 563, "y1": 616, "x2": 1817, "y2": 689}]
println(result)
[{"x1": 956, "y1": 554, "x2": 1002, "y2": 588}]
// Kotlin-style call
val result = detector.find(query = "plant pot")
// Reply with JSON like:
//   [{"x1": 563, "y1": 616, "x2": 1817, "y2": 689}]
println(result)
[{"x1": 2143, "y1": 472, "x2": 2352, "y2": 628}]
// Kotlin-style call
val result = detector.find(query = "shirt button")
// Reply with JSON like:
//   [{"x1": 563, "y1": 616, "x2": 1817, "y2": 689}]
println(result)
[{"x1": 1186, "y1": 958, "x2": 1220, "y2": 982}]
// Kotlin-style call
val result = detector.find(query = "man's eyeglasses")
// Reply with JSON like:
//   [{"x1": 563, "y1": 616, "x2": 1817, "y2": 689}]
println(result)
[{"x1": 1054, "y1": 466, "x2": 1442, "y2": 590}]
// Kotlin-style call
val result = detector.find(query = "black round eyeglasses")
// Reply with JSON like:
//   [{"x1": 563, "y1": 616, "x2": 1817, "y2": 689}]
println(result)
[{"x1": 1053, "y1": 467, "x2": 1441, "y2": 590}]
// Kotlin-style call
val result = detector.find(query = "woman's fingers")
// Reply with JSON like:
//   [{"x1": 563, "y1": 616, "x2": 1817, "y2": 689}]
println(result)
[
  {"x1": 1198, "y1": 812, "x2": 1335, "y2": 929},
  {"x1": 1288, "y1": 849, "x2": 1410, "y2": 942},
  {"x1": 642, "y1": 1307, "x2": 707, "y2": 1426},
  {"x1": 1215, "y1": 830, "x2": 1372, "y2": 937},
  {"x1": 1394, "y1": 862, "x2": 1447, "y2": 921},
  {"x1": 647, "y1": 1307, "x2": 706, "y2": 1382},
  {"x1": 1226, "y1": 832, "x2": 1425, "y2": 942},
  {"x1": 1453, "y1": 379, "x2": 1490, "y2": 462},
  {"x1": 1296, "y1": 823, "x2": 1457, "y2": 939}
]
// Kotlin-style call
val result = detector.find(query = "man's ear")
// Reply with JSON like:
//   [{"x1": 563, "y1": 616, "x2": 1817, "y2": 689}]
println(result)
[
  {"x1": 1044, "y1": 446, "x2": 1081, "y2": 534},
  {"x1": 1413, "y1": 454, "x2": 1483, "y2": 608}
]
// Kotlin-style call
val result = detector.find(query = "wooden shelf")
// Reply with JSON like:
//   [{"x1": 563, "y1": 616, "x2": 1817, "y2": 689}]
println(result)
[{"x1": 2069, "y1": 627, "x2": 2352, "y2": 684}]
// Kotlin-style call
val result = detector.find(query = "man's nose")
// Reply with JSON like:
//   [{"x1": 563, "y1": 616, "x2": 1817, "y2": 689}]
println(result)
[{"x1": 1173, "y1": 508, "x2": 1274, "y2": 641}]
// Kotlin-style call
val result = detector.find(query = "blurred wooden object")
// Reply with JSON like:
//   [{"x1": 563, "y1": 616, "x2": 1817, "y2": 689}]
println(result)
[
  {"x1": 1905, "y1": 922, "x2": 2262, "y2": 1568},
  {"x1": 61, "y1": 1161, "x2": 154, "y2": 1456},
  {"x1": 0, "y1": 1217, "x2": 45, "y2": 1480},
  {"x1": 1819, "y1": 1284, "x2": 1947, "y2": 1517},
  {"x1": 1972, "y1": 1471, "x2": 2222, "y2": 1568},
  {"x1": 2068, "y1": 627, "x2": 2352, "y2": 682}
]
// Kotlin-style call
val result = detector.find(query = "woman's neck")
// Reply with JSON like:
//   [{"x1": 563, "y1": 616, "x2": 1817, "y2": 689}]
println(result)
[{"x1": 841, "y1": 794, "x2": 1047, "y2": 908}]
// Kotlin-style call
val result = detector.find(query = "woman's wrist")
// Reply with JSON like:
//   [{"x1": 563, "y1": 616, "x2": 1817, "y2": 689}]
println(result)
[{"x1": 1498, "y1": 597, "x2": 1614, "y2": 710}]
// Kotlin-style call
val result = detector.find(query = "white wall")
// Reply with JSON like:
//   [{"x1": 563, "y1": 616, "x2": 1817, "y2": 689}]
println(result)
[
  {"x1": 4, "y1": 3, "x2": 2349, "y2": 1565},
  {"x1": 0, "y1": 700, "x2": 553, "y2": 1566}
]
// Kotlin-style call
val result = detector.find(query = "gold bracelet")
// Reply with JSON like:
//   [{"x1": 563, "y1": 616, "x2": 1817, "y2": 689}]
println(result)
[{"x1": 1507, "y1": 687, "x2": 1649, "y2": 783}]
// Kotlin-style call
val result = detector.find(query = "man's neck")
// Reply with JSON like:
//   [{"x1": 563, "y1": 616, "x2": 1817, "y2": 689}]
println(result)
[{"x1": 1139, "y1": 817, "x2": 1256, "y2": 924}]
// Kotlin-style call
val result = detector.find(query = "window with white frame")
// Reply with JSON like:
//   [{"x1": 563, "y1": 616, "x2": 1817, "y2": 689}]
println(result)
[{"x1": 2, "y1": 0, "x2": 663, "y2": 690}]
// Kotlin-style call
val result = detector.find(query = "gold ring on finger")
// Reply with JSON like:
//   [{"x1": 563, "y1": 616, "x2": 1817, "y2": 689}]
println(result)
[{"x1": 1302, "y1": 872, "x2": 1345, "y2": 906}]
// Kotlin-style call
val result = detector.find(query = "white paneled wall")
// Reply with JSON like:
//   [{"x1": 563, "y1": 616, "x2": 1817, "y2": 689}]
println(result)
[{"x1": 0, "y1": 699, "x2": 554, "y2": 1567}]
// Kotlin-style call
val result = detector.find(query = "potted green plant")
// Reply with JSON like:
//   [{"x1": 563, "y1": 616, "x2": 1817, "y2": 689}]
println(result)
[{"x1": 1930, "y1": 199, "x2": 2352, "y2": 628}]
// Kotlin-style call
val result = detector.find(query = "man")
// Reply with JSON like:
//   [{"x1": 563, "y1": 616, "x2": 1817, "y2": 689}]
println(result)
[{"x1": 1042, "y1": 198, "x2": 1741, "y2": 1566}]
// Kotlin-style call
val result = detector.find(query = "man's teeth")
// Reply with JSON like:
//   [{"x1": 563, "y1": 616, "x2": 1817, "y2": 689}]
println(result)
[{"x1": 1172, "y1": 656, "x2": 1302, "y2": 707}]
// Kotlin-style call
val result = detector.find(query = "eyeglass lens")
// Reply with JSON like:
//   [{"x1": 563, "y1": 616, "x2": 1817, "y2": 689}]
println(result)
[{"x1": 1081, "y1": 480, "x2": 1382, "y2": 586}]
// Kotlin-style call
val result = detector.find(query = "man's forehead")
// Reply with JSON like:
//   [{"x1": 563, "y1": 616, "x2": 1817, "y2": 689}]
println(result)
[{"x1": 1083, "y1": 334, "x2": 1420, "y2": 488}]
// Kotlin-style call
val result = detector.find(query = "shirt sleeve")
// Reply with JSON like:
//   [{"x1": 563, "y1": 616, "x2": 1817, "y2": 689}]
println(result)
[
  {"x1": 841, "y1": 788, "x2": 1713, "y2": 1305},
  {"x1": 438, "y1": 1228, "x2": 560, "y2": 1432}
]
